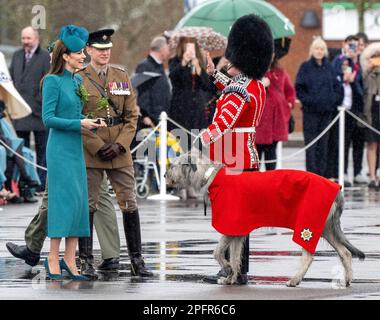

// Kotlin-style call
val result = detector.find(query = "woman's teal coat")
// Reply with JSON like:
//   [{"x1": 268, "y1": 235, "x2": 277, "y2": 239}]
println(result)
[{"x1": 42, "y1": 69, "x2": 89, "y2": 238}]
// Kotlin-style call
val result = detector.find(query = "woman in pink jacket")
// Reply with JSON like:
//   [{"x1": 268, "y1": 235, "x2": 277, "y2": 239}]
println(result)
[{"x1": 256, "y1": 58, "x2": 296, "y2": 170}]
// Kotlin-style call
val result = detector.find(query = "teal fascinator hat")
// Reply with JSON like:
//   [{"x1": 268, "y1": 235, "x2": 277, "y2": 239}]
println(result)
[{"x1": 59, "y1": 25, "x2": 89, "y2": 52}]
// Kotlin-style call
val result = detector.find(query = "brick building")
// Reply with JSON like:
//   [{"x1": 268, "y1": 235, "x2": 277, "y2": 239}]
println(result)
[
  {"x1": 266, "y1": 0, "x2": 380, "y2": 132},
  {"x1": 266, "y1": 0, "x2": 339, "y2": 131}
]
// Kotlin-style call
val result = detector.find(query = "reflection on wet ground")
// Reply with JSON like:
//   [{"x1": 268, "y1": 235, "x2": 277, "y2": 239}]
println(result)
[{"x1": 0, "y1": 186, "x2": 380, "y2": 300}]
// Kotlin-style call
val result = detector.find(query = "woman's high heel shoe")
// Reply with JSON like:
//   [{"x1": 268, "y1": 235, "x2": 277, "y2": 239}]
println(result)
[
  {"x1": 59, "y1": 259, "x2": 90, "y2": 281},
  {"x1": 44, "y1": 259, "x2": 64, "y2": 280}
]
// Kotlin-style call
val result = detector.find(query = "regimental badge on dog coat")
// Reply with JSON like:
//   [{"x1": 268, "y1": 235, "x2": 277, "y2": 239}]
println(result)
[{"x1": 208, "y1": 169, "x2": 341, "y2": 254}]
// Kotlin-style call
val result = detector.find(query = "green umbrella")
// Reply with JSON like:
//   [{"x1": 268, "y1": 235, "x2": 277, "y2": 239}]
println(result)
[{"x1": 176, "y1": 0, "x2": 295, "y2": 40}]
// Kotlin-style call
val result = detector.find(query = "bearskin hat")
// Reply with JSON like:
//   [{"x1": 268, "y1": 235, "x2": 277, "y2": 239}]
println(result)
[{"x1": 225, "y1": 14, "x2": 274, "y2": 79}]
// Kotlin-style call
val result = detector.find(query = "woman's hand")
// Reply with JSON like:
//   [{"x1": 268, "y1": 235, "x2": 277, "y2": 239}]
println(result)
[
  {"x1": 206, "y1": 52, "x2": 215, "y2": 76},
  {"x1": 81, "y1": 118, "x2": 107, "y2": 130},
  {"x1": 261, "y1": 77, "x2": 271, "y2": 88},
  {"x1": 191, "y1": 57, "x2": 202, "y2": 75},
  {"x1": 143, "y1": 117, "x2": 154, "y2": 127}
]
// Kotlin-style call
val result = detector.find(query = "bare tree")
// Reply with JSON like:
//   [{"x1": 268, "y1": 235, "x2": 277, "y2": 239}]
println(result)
[{"x1": 0, "y1": 0, "x2": 184, "y2": 70}]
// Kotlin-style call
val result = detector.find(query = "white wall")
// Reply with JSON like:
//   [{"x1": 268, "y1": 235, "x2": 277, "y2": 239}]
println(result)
[{"x1": 323, "y1": 6, "x2": 380, "y2": 40}]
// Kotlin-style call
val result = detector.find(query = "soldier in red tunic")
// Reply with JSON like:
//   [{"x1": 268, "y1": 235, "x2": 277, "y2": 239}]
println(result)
[{"x1": 200, "y1": 14, "x2": 274, "y2": 284}]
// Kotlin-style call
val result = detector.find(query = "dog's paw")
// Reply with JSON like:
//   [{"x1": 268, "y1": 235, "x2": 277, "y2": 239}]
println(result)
[
  {"x1": 286, "y1": 279, "x2": 300, "y2": 287},
  {"x1": 331, "y1": 278, "x2": 350, "y2": 289},
  {"x1": 217, "y1": 277, "x2": 229, "y2": 285}
]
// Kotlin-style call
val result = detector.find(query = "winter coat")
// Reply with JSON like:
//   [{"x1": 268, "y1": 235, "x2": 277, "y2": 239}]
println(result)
[
  {"x1": 9, "y1": 46, "x2": 50, "y2": 131},
  {"x1": 135, "y1": 55, "x2": 172, "y2": 125},
  {"x1": 256, "y1": 68, "x2": 296, "y2": 145},
  {"x1": 360, "y1": 42, "x2": 380, "y2": 125},
  {"x1": 79, "y1": 65, "x2": 139, "y2": 169},
  {"x1": 168, "y1": 57, "x2": 212, "y2": 131},
  {"x1": 42, "y1": 70, "x2": 89, "y2": 238},
  {"x1": 295, "y1": 57, "x2": 343, "y2": 113}
]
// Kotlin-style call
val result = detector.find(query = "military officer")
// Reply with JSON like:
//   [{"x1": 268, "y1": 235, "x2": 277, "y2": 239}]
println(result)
[{"x1": 78, "y1": 29, "x2": 152, "y2": 277}]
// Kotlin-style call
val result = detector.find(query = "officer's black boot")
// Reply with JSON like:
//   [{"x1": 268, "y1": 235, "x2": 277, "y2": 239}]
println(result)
[
  {"x1": 78, "y1": 212, "x2": 97, "y2": 280},
  {"x1": 122, "y1": 210, "x2": 153, "y2": 277},
  {"x1": 6, "y1": 243, "x2": 40, "y2": 267}
]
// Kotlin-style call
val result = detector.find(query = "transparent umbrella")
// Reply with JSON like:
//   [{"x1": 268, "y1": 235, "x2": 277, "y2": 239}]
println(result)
[{"x1": 166, "y1": 26, "x2": 227, "y2": 52}]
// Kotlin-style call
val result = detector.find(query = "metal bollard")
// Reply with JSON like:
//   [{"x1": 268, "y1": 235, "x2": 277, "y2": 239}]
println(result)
[
  {"x1": 148, "y1": 112, "x2": 179, "y2": 201},
  {"x1": 338, "y1": 107, "x2": 345, "y2": 192},
  {"x1": 277, "y1": 141, "x2": 283, "y2": 169}
]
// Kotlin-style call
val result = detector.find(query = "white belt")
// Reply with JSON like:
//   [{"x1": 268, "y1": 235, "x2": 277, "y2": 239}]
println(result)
[{"x1": 232, "y1": 127, "x2": 256, "y2": 133}]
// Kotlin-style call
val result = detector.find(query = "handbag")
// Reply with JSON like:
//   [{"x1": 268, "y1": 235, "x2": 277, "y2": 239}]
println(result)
[{"x1": 289, "y1": 114, "x2": 295, "y2": 134}]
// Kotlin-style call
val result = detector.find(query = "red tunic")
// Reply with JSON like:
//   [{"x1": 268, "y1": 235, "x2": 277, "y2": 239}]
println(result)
[
  {"x1": 200, "y1": 73, "x2": 266, "y2": 169},
  {"x1": 208, "y1": 168, "x2": 341, "y2": 254}
]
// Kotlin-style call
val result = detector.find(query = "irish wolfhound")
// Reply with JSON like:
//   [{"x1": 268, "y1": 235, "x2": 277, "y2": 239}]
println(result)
[{"x1": 166, "y1": 152, "x2": 365, "y2": 287}]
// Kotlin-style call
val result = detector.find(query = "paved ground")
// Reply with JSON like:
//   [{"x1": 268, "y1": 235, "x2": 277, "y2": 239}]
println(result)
[{"x1": 0, "y1": 147, "x2": 379, "y2": 301}]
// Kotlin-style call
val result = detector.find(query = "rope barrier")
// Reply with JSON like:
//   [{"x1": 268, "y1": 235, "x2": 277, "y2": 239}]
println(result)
[
  {"x1": 130, "y1": 123, "x2": 161, "y2": 155},
  {"x1": 0, "y1": 139, "x2": 47, "y2": 171},
  {"x1": 259, "y1": 112, "x2": 341, "y2": 164},
  {"x1": 3, "y1": 108, "x2": 380, "y2": 175},
  {"x1": 345, "y1": 109, "x2": 380, "y2": 136},
  {"x1": 166, "y1": 117, "x2": 199, "y2": 138}
]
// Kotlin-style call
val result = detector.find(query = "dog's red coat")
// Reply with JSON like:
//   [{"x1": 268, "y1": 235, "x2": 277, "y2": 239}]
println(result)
[{"x1": 208, "y1": 169, "x2": 341, "y2": 254}]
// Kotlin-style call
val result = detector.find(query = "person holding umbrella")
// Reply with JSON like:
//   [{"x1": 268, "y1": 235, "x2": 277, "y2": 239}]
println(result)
[{"x1": 169, "y1": 36, "x2": 212, "y2": 150}]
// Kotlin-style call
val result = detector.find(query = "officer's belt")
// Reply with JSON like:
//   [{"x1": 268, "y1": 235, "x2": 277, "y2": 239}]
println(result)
[
  {"x1": 232, "y1": 127, "x2": 256, "y2": 133},
  {"x1": 104, "y1": 116, "x2": 125, "y2": 127}
]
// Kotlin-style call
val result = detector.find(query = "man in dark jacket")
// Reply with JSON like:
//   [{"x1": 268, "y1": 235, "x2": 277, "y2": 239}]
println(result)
[
  {"x1": 135, "y1": 36, "x2": 171, "y2": 126},
  {"x1": 9, "y1": 26, "x2": 50, "y2": 192}
]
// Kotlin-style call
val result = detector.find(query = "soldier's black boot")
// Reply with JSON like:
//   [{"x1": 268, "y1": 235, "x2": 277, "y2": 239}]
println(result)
[
  {"x1": 122, "y1": 210, "x2": 153, "y2": 277},
  {"x1": 6, "y1": 243, "x2": 40, "y2": 267},
  {"x1": 237, "y1": 236, "x2": 249, "y2": 285},
  {"x1": 78, "y1": 212, "x2": 98, "y2": 280},
  {"x1": 98, "y1": 258, "x2": 120, "y2": 271}
]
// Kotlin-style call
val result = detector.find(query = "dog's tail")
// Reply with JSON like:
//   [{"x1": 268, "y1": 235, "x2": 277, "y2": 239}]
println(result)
[{"x1": 330, "y1": 192, "x2": 365, "y2": 261}]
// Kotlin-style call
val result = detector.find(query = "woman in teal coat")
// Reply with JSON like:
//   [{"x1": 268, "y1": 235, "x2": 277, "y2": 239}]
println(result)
[{"x1": 42, "y1": 25, "x2": 105, "y2": 280}]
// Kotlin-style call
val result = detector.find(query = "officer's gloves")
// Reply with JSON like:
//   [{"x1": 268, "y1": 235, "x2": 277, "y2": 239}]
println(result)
[{"x1": 98, "y1": 143, "x2": 126, "y2": 161}]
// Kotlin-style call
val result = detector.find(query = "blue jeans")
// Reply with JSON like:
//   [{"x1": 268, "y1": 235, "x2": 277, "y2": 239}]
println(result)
[{"x1": 16, "y1": 130, "x2": 47, "y2": 190}]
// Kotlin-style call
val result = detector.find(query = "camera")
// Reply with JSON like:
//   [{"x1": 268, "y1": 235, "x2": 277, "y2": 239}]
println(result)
[{"x1": 348, "y1": 43, "x2": 357, "y2": 53}]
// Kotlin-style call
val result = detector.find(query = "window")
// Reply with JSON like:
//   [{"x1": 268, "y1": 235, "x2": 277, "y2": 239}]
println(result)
[{"x1": 322, "y1": 2, "x2": 380, "y2": 40}]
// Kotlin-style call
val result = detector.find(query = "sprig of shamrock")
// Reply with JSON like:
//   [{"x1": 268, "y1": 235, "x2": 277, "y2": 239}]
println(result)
[
  {"x1": 97, "y1": 97, "x2": 109, "y2": 110},
  {"x1": 76, "y1": 84, "x2": 89, "y2": 105}
]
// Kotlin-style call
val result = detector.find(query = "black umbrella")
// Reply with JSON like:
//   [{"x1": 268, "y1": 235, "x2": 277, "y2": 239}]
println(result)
[
  {"x1": 131, "y1": 72, "x2": 162, "y2": 89},
  {"x1": 274, "y1": 37, "x2": 292, "y2": 60}
]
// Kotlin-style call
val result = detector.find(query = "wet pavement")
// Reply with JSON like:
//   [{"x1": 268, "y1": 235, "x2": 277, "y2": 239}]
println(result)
[{"x1": 0, "y1": 147, "x2": 380, "y2": 300}]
